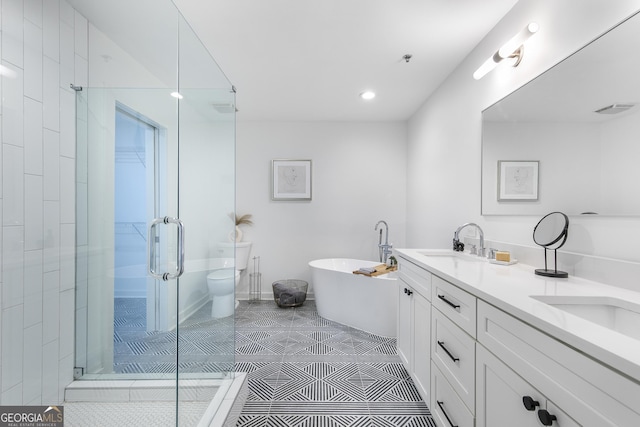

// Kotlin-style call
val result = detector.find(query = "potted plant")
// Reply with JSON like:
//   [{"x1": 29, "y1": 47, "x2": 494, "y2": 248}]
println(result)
[{"x1": 229, "y1": 213, "x2": 253, "y2": 242}]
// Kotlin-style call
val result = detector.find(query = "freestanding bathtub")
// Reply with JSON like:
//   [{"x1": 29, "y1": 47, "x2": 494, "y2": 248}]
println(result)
[{"x1": 308, "y1": 258, "x2": 398, "y2": 337}]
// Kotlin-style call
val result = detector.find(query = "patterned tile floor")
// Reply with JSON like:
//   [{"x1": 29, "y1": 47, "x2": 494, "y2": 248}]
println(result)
[
  {"x1": 113, "y1": 298, "x2": 234, "y2": 374},
  {"x1": 113, "y1": 298, "x2": 436, "y2": 426},
  {"x1": 234, "y1": 300, "x2": 436, "y2": 427}
]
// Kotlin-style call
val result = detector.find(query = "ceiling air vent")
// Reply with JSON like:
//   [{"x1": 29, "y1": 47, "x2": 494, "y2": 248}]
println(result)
[
  {"x1": 594, "y1": 103, "x2": 636, "y2": 114},
  {"x1": 212, "y1": 103, "x2": 236, "y2": 114}
]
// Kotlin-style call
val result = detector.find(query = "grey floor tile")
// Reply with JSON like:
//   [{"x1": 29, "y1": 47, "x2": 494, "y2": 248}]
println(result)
[
  {"x1": 114, "y1": 298, "x2": 434, "y2": 425},
  {"x1": 235, "y1": 300, "x2": 434, "y2": 425}
]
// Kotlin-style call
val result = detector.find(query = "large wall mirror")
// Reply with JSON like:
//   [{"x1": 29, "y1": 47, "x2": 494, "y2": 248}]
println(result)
[{"x1": 481, "y1": 11, "x2": 640, "y2": 216}]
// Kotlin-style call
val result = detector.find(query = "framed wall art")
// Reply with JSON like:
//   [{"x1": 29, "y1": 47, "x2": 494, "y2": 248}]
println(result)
[
  {"x1": 271, "y1": 159, "x2": 312, "y2": 201},
  {"x1": 498, "y1": 160, "x2": 539, "y2": 201}
]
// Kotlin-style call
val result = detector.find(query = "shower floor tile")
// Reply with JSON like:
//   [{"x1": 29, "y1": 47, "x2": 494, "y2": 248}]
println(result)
[
  {"x1": 113, "y1": 298, "x2": 235, "y2": 374},
  {"x1": 64, "y1": 400, "x2": 208, "y2": 427},
  {"x1": 235, "y1": 300, "x2": 436, "y2": 426}
]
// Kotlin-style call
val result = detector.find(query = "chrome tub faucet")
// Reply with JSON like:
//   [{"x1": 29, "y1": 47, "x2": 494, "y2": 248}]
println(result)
[{"x1": 375, "y1": 220, "x2": 393, "y2": 263}]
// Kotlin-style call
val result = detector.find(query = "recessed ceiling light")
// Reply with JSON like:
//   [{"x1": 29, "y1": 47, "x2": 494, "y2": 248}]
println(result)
[
  {"x1": 170, "y1": 92, "x2": 183, "y2": 99},
  {"x1": 360, "y1": 91, "x2": 376, "y2": 100},
  {"x1": 0, "y1": 64, "x2": 17, "y2": 78}
]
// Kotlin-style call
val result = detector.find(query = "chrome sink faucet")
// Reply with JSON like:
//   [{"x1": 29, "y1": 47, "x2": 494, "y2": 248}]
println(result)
[
  {"x1": 453, "y1": 222, "x2": 485, "y2": 257},
  {"x1": 375, "y1": 220, "x2": 393, "y2": 263}
]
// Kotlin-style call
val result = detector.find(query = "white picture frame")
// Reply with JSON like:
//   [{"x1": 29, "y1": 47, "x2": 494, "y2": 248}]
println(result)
[
  {"x1": 271, "y1": 159, "x2": 312, "y2": 201},
  {"x1": 498, "y1": 160, "x2": 539, "y2": 201}
]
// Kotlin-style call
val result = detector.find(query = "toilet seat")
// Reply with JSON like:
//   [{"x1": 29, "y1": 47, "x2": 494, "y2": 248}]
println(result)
[{"x1": 207, "y1": 269, "x2": 239, "y2": 280}]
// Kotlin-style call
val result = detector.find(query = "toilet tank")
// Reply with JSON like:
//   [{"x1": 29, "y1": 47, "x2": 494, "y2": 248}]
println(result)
[{"x1": 218, "y1": 241, "x2": 252, "y2": 271}]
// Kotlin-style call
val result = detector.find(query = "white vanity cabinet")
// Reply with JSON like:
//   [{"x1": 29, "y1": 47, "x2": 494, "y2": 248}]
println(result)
[
  {"x1": 431, "y1": 307, "x2": 475, "y2": 412},
  {"x1": 431, "y1": 361, "x2": 474, "y2": 427},
  {"x1": 397, "y1": 259, "x2": 432, "y2": 402},
  {"x1": 430, "y1": 275, "x2": 477, "y2": 424},
  {"x1": 395, "y1": 249, "x2": 640, "y2": 427},
  {"x1": 476, "y1": 344, "x2": 579, "y2": 427},
  {"x1": 477, "y1": 300, "x2": 640, "y2": 427},
  {"x1": 431, "y1": 275, "x2": 476, "y2": 338}
]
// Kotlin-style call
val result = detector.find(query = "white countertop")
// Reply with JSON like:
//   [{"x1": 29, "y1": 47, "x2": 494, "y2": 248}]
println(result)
[{"x1": 395, "y1": 248, "x2": 640, "y2": 382}]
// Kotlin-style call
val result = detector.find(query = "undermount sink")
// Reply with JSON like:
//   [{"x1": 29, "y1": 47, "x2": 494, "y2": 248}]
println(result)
[
  {"x1": 531, "y1": 295, "x2": 640, "y2": 341},
  {"x1": 417, "y1": 249, "x2": 485, "y2": 262}
]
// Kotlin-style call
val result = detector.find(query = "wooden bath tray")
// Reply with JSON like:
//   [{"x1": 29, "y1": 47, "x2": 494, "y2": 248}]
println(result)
[{"x1": 353, "y1": 264, "x2": 397, "y2": 277}]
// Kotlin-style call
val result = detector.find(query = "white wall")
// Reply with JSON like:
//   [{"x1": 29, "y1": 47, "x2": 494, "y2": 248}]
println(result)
[
  {"x1": 236, "y1": 121, "x2": 407, "y2": 298},
  {"x1": 0, "y1": 0, "x2": 83, "y2": 405},
  {"x1": 407, "y1": 0, "x2": 640, "y2": 266}
]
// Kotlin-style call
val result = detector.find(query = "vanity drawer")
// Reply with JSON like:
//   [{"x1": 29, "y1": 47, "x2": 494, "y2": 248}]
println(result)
[
  {"x1": 431, "y1": 361, "x2": 474, "y2": 427},
  {"x1": 398, "y1": 258, "x2": 431, "y2": 300},
  {"x1": 432, "y1": 307, "x2": 475, "y2": 413},
  {"x1": 478, "y1": 301, "x2": 640, "y2": 426},
  {"x1": 432, "y1": 275, "x2": 476, "y2": 338}
]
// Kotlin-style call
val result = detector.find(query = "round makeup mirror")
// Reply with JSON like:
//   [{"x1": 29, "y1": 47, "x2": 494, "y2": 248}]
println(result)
[{"x1": 533, "y1": 212, "x2": 569, "y2": 278}]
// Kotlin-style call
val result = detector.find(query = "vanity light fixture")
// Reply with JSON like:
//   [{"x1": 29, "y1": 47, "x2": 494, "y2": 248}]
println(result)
[
  {"x1": 473, "y1": 22, "x2": 539, "y2": 80},
  {"x1": 360, "y1": 91, "x2": 376, "y2": 100}
]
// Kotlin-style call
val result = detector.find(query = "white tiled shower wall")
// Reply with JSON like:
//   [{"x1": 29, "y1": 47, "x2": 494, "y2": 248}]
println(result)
[{"x1": 1, "y1": 0, "x2": 85, "y2": 405}]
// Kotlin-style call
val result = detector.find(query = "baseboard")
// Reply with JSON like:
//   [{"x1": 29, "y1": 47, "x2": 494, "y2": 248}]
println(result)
[
  {"x1": 235, "y1": 291, "x2": 315, "y2": 301},
  {"x1": 179, "y1": 296, "x2": 210, "y2": 324}
]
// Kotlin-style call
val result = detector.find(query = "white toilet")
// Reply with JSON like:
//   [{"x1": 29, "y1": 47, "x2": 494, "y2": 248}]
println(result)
[{"x1": 206, "y1": 241, "x2": 252, "y2": 318}]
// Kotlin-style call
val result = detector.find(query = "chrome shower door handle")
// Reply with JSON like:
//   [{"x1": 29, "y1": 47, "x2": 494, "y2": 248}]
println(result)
[
  {"x1": 148, "y1": 216, "x2": 185, "y2": 281},
  {"x1": 148, "y1": 218, "x2": 162, "y2": 280},
  {"x1": 165, "y1": 216, "x2": 185, "y2": 280}
]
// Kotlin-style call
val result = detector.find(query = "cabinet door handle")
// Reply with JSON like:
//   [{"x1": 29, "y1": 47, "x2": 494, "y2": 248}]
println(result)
[
  {"x1": 538, "y1": 409, "x2": 557, "y2": 426},
  {"x1": 522, "y1": 396, "x2": 540, "y2": 411},
  {"x1": 407, "y1": 289, "x2": 413, "y2": 296},
  {"x1": 438, "y1": 294, "x2": 460, "y2": 310},
  {"x1": 436, "y1": 401, "x2": 458, "y2": 427},
  {"x1": 437, "y1": 341, "x2": 460, "y2": 362}
]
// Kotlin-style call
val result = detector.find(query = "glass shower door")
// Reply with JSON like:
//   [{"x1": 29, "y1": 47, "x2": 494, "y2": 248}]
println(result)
[
  {"x1": 174, "y1": 87, "x2": 237, "y2": 423},
  {"x1": 75, "y1": 84, "x2": 236, "y2": 424},
  {"x1": 76, "y1": 87, "x2": 177, "y2": 378},
  {"x1": 73, "y1": 1, "x2": 238, "y2": 423}
]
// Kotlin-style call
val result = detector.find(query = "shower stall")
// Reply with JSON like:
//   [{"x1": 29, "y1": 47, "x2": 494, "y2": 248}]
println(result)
[{"x1": 69, "y1": 0, "x2": 242, "y2": 425}]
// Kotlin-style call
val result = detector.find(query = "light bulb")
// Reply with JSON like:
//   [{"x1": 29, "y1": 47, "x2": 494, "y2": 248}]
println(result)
[{"x1": 360, "y1": 91, "x2": 376, "y2": 100}]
